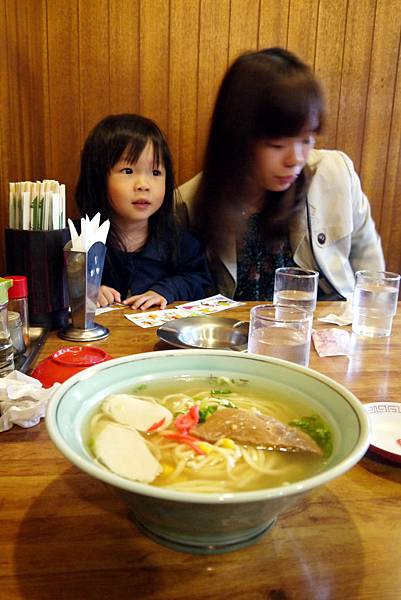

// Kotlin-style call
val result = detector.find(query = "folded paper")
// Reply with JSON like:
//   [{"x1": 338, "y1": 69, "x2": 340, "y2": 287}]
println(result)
[{"x1": 67, "y1": 213, "x2": 110, "y2": 252}]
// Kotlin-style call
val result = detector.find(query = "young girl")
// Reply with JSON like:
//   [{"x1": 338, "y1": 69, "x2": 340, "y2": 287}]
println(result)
[
  {"x1": 76, "y1": 114, "x2": 213, "y2": 309},
  {"x1": 179, "y1": 47, "x2": 385, "y2": 301}
]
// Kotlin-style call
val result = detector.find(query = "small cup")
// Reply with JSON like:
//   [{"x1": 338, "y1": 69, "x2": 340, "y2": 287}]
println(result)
[
  {"x1": 352, "y1": 270, "x2": 400, "y2": 337},
  {"x1": 273, "y1": 267, "x2": 319, "y2": 312},
  {"x1": 247, "y1": 304, "x2": 313, "y2": 367},
  {"x1": 7, "y1": 310, "x2": 26, "y2": 355}
]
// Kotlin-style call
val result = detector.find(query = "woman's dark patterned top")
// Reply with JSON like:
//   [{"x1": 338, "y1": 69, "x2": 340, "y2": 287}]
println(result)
[{"x1": 234, "y1": 213, "x2": 295, "y2": 301}]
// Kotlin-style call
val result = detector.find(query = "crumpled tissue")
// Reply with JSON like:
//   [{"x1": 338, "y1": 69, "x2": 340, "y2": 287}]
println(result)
[
  {"x1": 318, "y1": 299, "x2": 353, "y2": 326},
  {"x1": 67, "y1": 212, "x2": 110, "y2": 252},
  {"x1": 0, "y1": 371, "x2": 60, "y2": 432}
]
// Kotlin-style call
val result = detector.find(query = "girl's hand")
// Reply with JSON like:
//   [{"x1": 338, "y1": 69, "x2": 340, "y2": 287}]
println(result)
[
  {"x1": 97, "y1": 285, "x2": 121, "y2": 307},
  {"x1": 123, "y1": 290, "x2": 167, "y2": 311}
]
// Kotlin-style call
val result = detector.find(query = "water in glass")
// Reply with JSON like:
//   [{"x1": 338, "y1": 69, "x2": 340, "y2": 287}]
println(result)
[
  {"x1": 247, "y1": 325, "x2": 310, "y2": 366},
  {"x1": 273, "y1": 289, "x2": 316, "y2": 312},
  {"x1": 352, "y1": 283, "x2": 398, "y2": 337}
]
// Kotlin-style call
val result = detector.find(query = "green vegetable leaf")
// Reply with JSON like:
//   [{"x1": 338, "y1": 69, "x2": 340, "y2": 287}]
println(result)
[
  {"x1": 218, "y1": 398, "x2": 236, "y2": 408},
  {"x1": 211, "y1": 389, "x2": 232, "y2": 396},
  {"x1": 134, "y1": 384, "x2": 147, "y2": 391},
  {"x1": 289, "y1": 414, "x2": 333, "y2": 458},
  {"x1": 199, "y1": 405, "x2": 218, "y2": 422}
]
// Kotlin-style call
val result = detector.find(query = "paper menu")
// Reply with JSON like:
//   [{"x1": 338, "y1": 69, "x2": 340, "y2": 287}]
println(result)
[{"x1": 124, "y1": 295, "x2": 245, "y2": 328}]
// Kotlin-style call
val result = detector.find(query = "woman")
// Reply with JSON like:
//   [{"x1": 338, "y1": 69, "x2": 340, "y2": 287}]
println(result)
[{"x1": 178, "y1": 47, "x2": 384, "y2": 300}]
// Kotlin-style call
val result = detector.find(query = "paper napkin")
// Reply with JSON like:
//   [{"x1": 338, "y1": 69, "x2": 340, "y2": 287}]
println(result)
[
  {"x1": 0, "y1": 371, "x2": 59, "y2": 432},
  {"x1": 67, "y1": 213, "x2": 110, "y2": 252},
  {"x1": 312, "y1": 328, "x2": 351, "y2": 357},
  {"x1": 318, "y1": 299, "x2": 353, "y2": 326}
]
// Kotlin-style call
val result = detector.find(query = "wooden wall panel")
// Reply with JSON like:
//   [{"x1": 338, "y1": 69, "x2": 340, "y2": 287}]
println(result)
[
  {"x1": 0, "y1": 1, "x2": 10, "y2": 240},
  {"x1": 360, "y1": 0, "x2": 401, "y2": 226},
  {"x1": 1, "y1": 0, "x2": 401, "y2": 275},
  {"x1": 258, "y1": 0, "x2": 290, "y2": 49},
  {"x1": 380, "y1": 38, "x2": 401, "y2": 270},
  {"x1": 169, "y1": 0, "x2": 200, "y2": 183},
  {"x1": 228, "y1": 0, "x2": 260, "y2": 62},
  {"x1": 196, "y1": 0, "x2": 230, "y2": 166},
  {"x1": 335, "y1": 0, "x2": 376, "y2": 172},
  {"x1": 109, "y1": 0, "x2": 140, "y2": 114},
  {"x1": 139, "y1": 0, "x2": 170, "y2": 131},
  {"x1": 78, "y1": 0, "x2": 110, "y2": 135},
  {"x1": 46, "y1": 0, "x2": 81, "y2": 201},
  {"x1": 3, "y1": 1, "x2": 48, "y2": 181},
  {"x1": 287, "y1": 0, "x2": 319, "y2": 66},
  {"x1": 314, "y1": 0, "x2": 347, "y2": 149}
]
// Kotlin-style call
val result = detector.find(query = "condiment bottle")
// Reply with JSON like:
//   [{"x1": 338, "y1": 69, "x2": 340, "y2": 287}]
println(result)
[
  {"x1": 3, "y1": 275, "x2": 29, "y2": 347},
  {"x1": 7, "y1": 311, "x2": 26, "y2": 356},
  {"x1": 0, "y1": 278, "x2": 15, "y2": 376}
]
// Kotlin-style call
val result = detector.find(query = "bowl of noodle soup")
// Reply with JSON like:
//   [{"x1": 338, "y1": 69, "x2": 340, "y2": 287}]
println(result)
[{"x1": 46, "y1": 349, "x2": 369, "y2": 554}]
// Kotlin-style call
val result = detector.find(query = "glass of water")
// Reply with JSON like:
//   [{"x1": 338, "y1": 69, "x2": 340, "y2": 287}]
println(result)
[
  {"x1": 247, "y1": 304, "x2": 313, "y2": 367},
  {"x1": 273, "y1": 267, "x2": 319, "y2": 312},
  {"x1": 352, "y1": 270, "x2": 400, "y2": 337}
]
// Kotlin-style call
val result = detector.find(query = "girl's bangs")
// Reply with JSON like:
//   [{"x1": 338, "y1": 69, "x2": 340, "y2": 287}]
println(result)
[{"x1": 116, "y1": 135, "x2": 164, "y2": 169}]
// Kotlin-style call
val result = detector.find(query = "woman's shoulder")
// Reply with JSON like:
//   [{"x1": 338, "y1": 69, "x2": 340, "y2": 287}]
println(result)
[
  {"x1": 308, "y1": 148, "x2": 355, "y2": 176},
  {"x1": 176, "y1": 172, "x2": 202, "y2": 200},
  {"x1": 307, "y1": 149, "x2": 360, "y2": 210},
  {"x1": 175, "y1": 173, "x2": 202, "y2": 215}
]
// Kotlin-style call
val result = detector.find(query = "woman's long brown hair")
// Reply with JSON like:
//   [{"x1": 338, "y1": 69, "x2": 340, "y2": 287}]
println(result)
[{"x1": 192, "y1": 47, "x2": 325, "y2": 256}]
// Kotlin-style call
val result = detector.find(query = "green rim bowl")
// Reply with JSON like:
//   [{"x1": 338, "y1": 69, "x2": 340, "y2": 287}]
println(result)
[{"x1": 45, "y1": 349, "x2": 370, "y2": 554}]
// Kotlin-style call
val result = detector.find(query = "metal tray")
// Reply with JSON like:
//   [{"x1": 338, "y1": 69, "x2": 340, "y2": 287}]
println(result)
[
  {"x1": 157, "y1": 316, "x2": 249, "y2": 351},
  {"x1": 14, "y1": 326, "x2": 49, "y2": 374}
]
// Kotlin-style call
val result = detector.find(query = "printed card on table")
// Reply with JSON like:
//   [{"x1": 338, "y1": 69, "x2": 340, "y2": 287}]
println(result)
[
  {"x1": 124, "y1": 307, "x2": 190, "y2": 328},
  {"x1": 124, "y1": 295, "x2": 244, "y2": 328},
  {"x1": 96, "y1": 303, "x2": 126, "y2": 315},
  {"x1": 178, "y1": 294, "x2": 244, "y2": 315}
]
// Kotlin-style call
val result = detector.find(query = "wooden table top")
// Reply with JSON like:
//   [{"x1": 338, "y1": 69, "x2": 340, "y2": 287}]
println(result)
[{"x1": 2, "y1": 302, "x2": 401, "y2": 600}]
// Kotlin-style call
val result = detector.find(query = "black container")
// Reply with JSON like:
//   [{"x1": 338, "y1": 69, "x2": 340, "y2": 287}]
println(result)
[{"x1": 5, "y1": 229, "x2": 71, "y2": 329}]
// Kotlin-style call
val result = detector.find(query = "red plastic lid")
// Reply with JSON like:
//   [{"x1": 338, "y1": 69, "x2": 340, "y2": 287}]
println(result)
[
  {"x1": 51, "y1": 346, "x2": 110, "y2": 367},
  {"x1": 3, "y1": 275, "x2": 28, "y2": 299},
  {"x1": 31, "y1": 345, "x2": 113, "y2": 388}
]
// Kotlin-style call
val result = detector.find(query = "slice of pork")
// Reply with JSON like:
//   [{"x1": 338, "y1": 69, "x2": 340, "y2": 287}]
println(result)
[{"x1": 194, "y1": 408, "x2": 322, "y2": 455}]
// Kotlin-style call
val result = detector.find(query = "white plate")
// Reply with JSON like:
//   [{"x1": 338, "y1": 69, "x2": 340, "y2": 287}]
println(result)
[{"x1": 365, "y1": 402, "x2": 401, "y2": 464}]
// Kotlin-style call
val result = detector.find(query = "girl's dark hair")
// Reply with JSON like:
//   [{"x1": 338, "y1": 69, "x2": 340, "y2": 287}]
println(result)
[
  {"x1": 193, "y1": 47, "x2": 325, "y2": 253},
  {"x1": 76, "y1": 113, "x2": 178, "y2": 253}
]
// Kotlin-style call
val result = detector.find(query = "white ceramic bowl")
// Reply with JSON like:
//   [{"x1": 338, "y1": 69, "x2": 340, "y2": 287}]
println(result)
[{"x1": 46, "y1": 350, "x2": 369, "y2": 554}]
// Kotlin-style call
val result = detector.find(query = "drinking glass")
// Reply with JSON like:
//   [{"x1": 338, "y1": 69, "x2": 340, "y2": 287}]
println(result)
[
  {"x1": 247, "y1": 304, "x2": 313, "y2": 367},
  {"x1": 273, "y1": 267, "x2": 319, "y2": 312},
  {"x1": 352, "y1": 270, "x2": 400, "y2": 337}
]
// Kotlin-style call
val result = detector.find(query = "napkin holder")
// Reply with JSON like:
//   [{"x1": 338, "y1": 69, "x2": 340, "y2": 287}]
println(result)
[{"x1": 59, "y1": 240, "x2": 109, "y2": 341}]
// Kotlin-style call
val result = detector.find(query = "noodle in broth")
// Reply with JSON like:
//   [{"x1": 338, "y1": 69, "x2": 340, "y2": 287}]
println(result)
[{"x1": 87, "y1": 376, "x2": 334, "y2": 493}]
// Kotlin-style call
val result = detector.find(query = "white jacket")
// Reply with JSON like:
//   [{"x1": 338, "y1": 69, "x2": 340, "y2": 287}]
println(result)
[{"x1": 178, "y1": 149, "x2": 385, "y2": 299}]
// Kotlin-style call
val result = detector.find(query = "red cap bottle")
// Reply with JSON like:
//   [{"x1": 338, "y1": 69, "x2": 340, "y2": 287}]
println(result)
[
  {"x1": 3, "y1": 275, "x2": 28, "y2": 299},
  {"x1": 3, "y1": 276, "x2": 29, "y2": 346}
]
